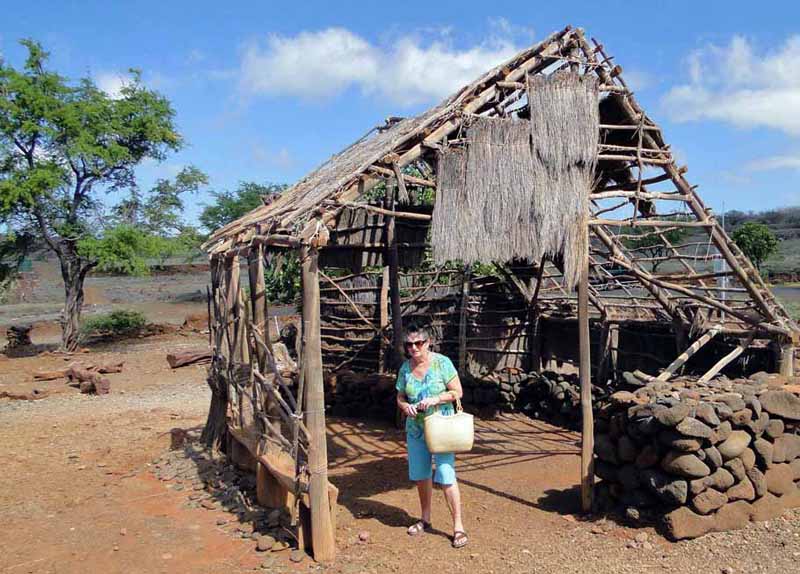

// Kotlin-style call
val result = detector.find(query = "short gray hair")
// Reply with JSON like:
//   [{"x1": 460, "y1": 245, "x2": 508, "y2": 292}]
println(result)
[{"x1": 403, "y1": 322, "x2": 430, "y2": 341}]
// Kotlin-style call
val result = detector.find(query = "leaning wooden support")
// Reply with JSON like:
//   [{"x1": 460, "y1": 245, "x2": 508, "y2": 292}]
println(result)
[
  {"x1": 301, "y1": 246, "x2": 336, "y2": 562},
  {"x1": 656, "y1": 327, "x2": 720, "y2": 381},
  {"x1": 697, "y1": 333, "x2": 756, "y2": 384}
]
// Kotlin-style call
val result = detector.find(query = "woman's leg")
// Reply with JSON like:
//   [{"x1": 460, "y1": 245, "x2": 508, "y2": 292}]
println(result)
[
  {"x1": 407, "y1": 432, "x2": 434, "y2": 532},
  {"x1": 416, "y1": 478, "x2": 433, "y2": 522},
  {"x1": 442, "y1": 481, "x2": 464, "y2": 534},
  {"x1": 433, "y1": 453, "x2": 464, "y2": 537}
]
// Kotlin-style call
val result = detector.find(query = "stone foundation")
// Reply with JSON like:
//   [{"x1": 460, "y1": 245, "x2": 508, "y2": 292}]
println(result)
[
  {"x1": 324, "y1": 369, "x2": 586, "y2": 422},
  {"x1": 594, "y1": 373, "x2": 800, "y2": 539}
]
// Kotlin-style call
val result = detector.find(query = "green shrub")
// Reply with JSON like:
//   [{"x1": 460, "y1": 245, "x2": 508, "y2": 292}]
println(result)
[{"x1": 80, "y1": 310, "x2": 148, "y2": 338}]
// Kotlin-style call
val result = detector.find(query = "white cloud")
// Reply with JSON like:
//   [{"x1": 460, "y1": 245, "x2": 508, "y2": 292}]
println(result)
[
  {"x1": 662, "y1": 35, "x2": 800, "y2": 135},
  {"x1": 746, "y1": 154, "x2": 800, "y2": 172},
  {"x1": 621, "y1": 69, "x2": 653, "y2": 92},
  {"x1": 239, "y1": 27, "x2": 521, "y2": 106},
  {"x1": 252, "y1": 145, "x2": 293, "y2": 168},
  {"x1": 95, "y1": 72, "x2": 130, "y2": 99},
  {"x1": 240, "y1": 28, "x2": 379, "y2": 100}
]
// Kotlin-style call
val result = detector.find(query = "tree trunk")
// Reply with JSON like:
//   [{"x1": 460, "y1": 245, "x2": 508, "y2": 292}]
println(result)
[
  {"x1": 201, "y1": 364, "x2": 229, "y2": 452},
  {"x1": 58, "y1": 244, "x2": 95, "y2": 352}
]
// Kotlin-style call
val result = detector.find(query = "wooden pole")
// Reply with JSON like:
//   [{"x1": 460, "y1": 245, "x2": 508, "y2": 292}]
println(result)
[
  {"x1": 779, "y1": 341, "x2": 795, "y2": 377},
  {"x1": 458, "y1": 266, "x2": 471, "y2": 372},
  {"x1": 248, "y1": 245, "x2": 268, "y2": 373},
  {"x1": 301, "y1": 246, "x2": 336, "y2": 563},
  {"x1": 656, "y1": 327, "x2": 720, "y2": 381},
  {"x1": 385, "y1": 183, "x2": 404, "y2": 364},
  {"x1": 379, "y1": 266, "x2": 390, "y2": 373},
  {"x1": 698, "y1": 332, "x2": 756, "y2": 383},
  {"x1": 579, "y1": 227, "x2": 594, "y2": 513}
]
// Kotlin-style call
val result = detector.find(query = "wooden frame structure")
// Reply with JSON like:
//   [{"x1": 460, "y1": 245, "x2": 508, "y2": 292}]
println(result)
[{"x1": 202, "y1": 25, "x2": 799, "y2": 560}]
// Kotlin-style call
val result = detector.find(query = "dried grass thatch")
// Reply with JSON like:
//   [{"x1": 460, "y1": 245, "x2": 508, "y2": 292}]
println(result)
[
  {"x1": 431, "y1": 72, "x2": 598, "y2": 289},
  {"x1": 527, "y1": 72, "x2": 599, "y2": 287}
]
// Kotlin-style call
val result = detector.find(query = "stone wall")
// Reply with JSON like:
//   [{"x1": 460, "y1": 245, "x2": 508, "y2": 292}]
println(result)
[
  {"x1": 323, "y1": 369, "x2": 586, "y2": 422},
  {"x1": 594, "y1": 374, "x2": 800, "y2": 540}
]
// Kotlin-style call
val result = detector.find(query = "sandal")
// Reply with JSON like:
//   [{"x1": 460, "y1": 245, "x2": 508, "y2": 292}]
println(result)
[
  {"x1": 452, "y1": 531, "x2": 468, "y2": 548},
  {"x1": 407, "y1": 520, "x2": 432, "y2": 536}
]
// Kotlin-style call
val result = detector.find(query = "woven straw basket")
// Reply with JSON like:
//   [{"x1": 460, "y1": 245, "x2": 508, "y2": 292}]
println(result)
[{"x1": 423, "y1": 397, "x2": 474, "y2": 454}]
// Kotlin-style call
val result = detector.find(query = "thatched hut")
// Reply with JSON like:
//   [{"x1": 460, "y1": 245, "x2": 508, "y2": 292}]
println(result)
[{"x1": 201, "y1": 25, "x2": 799, "y2": 560}]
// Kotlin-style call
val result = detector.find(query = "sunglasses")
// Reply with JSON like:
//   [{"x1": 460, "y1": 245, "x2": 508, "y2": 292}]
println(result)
[{"x1": 404, "y1": 339, "x2": 428, "y2": 350}]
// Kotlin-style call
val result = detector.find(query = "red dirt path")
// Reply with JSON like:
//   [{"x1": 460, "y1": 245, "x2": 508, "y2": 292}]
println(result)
[{"x1": 2, "y1": 331, "x2": 798, "y2": 573}]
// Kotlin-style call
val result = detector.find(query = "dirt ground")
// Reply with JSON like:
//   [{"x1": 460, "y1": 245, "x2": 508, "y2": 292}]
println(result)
[{"x1": 2, "y1": 330, "x2": 799, "y2": 574}]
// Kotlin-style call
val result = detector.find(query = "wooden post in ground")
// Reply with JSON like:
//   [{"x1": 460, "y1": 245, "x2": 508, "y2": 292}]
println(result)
[
  {"x1": 779, "y1": 340, "x2": 795, "y2": 377},
  {"x1": 578, "y1": 230, "x2": 594, "y2": 513},
  {"x1": 248, "y1": 245, "x2": 268, "y2": 373},
  {"x1": 379, "y1": 266, "x2": 390, "y2": 373},
  {"x1": 458, "y1": 266, "x2": 471, "y2": 372},
  {"x1": 301, "y1": 246, "x2": 336, "y2": 563},
  {"x1": 385, "y1": 185, "x2": 404, "y2": 365}
]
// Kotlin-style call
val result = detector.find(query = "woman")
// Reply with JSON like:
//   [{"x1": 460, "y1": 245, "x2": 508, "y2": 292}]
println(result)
[{"x1": 395, "y1": 322, "x2": 468, "y2": 548}]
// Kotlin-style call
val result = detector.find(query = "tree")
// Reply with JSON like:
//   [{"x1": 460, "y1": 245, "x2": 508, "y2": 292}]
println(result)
[
  {"x1": 732, "y1": 222, "x2": 778, "y2": 271},
  {"x1": 0, "y1": 40, "x2": 182, "y2": 350},
  {"x1": 622, "y1": 226, "x2": 689, "y2": 272},
  {"x1": 109, "y1": 166, "x2": 208, "y2": 264},
  {"x1": 199, "y1": 182, "x2": 285, "y2": 232},
  {"x1": 0, "y1": 230, "x2": 34, "y2": 285}
]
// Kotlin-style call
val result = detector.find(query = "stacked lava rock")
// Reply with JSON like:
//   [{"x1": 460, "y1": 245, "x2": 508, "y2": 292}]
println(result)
[
  {"x1": 325, "y1": 371, "x2": 398, "y2": 421},
  {"x1": 594, "y1": 374, "x2": 800, "y2": 540},
  {"x1": 6, "y1": 324, "x2": 32, "y2": 349},
  {"x1": 516, "y1": 371, "x2": 597, "y2": 429}
]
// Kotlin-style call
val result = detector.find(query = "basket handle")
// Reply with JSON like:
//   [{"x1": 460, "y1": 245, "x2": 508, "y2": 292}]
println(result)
[{"x1": 448, "y1": 390, "x2": 463, "y2": 413}]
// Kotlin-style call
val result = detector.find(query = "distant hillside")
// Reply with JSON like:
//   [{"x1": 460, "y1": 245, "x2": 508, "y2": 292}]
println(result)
[
  {"x1": 723, "y1": 207, "x2": 800, "y2": 279},
  {"x1": 723, "y1": 207, "x2": 800, "y2": 240}
]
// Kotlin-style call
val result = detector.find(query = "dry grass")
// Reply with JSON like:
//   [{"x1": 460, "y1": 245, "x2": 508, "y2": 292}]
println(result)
[{"x1": 432, "y1": 72, "x2": 599, "y2": 289}]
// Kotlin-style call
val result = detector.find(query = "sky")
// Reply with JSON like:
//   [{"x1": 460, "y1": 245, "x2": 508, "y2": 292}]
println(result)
[{"x1": 2, "y1": 0, "x2": 800, "y2": 229}]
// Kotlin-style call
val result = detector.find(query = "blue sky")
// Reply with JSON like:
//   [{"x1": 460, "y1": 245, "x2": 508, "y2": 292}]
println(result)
[{"x1": 2, "y1": 0, "x2": 799, "y2": 229}]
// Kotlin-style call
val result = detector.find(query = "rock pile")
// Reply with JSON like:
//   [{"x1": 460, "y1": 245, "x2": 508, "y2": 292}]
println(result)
[
  {"x1": 594, "y1": 374, "x2": 800, "y2": 539},
  {"x1": 324, "y1": 369, "x2": 592, "y2": 424},
  {"x1": 325, "y1": 372, "x2": 397, "y2": 420},
  {"x1": 150, "y1": 441, "x2": 299, "y2": 554},
  {"x1": 516, "y1": 371, "x2": 596, "y2": 428},
  {"x1": 5, "y1": 324, "x2": 32, "y2": 349}
]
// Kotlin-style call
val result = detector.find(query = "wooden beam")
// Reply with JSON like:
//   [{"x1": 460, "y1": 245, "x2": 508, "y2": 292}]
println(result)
[
  {"x1": 368, "y1": 165, "x2": 434, "y2": 188},
  {"x1": 385, "y1": 189, "x2": 405, "y2": 365},
  {"x1": 591, "y1": 190, "x2": 689, "y2": 202},
  {"x1": 458, "y1": 267, "x2": 471, "y2": 372},
  {"x1": 590, "y1": 218, "x2": 713, "y2": 228},
  {"x1": 337, "y1": 201, "x2": 432, "y2": 221},
  {"x1": 248, "y1": 245, "x2": 268, "y2": 374},
  {"x1": 698, "y1": 333, "x2": 756, "y2": 383},
  {"x1": 578, "y1": 232, "x2": 594, "y2": 513},
  {"x1": 300, "y1": 246, "x2": 336, "y2": 562},
  {"x1": 779, "y1": 342, "x2": 795, "y2": 377},
  {"x1": 656, "y1": 327, "x2": 720, "y2": 381},
  {"x1": 379, "y1": 266, "x2": 390, "y2": 373},
  {"x1": 392, "y1": 162, "x2": 411, "y2": 204}
]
